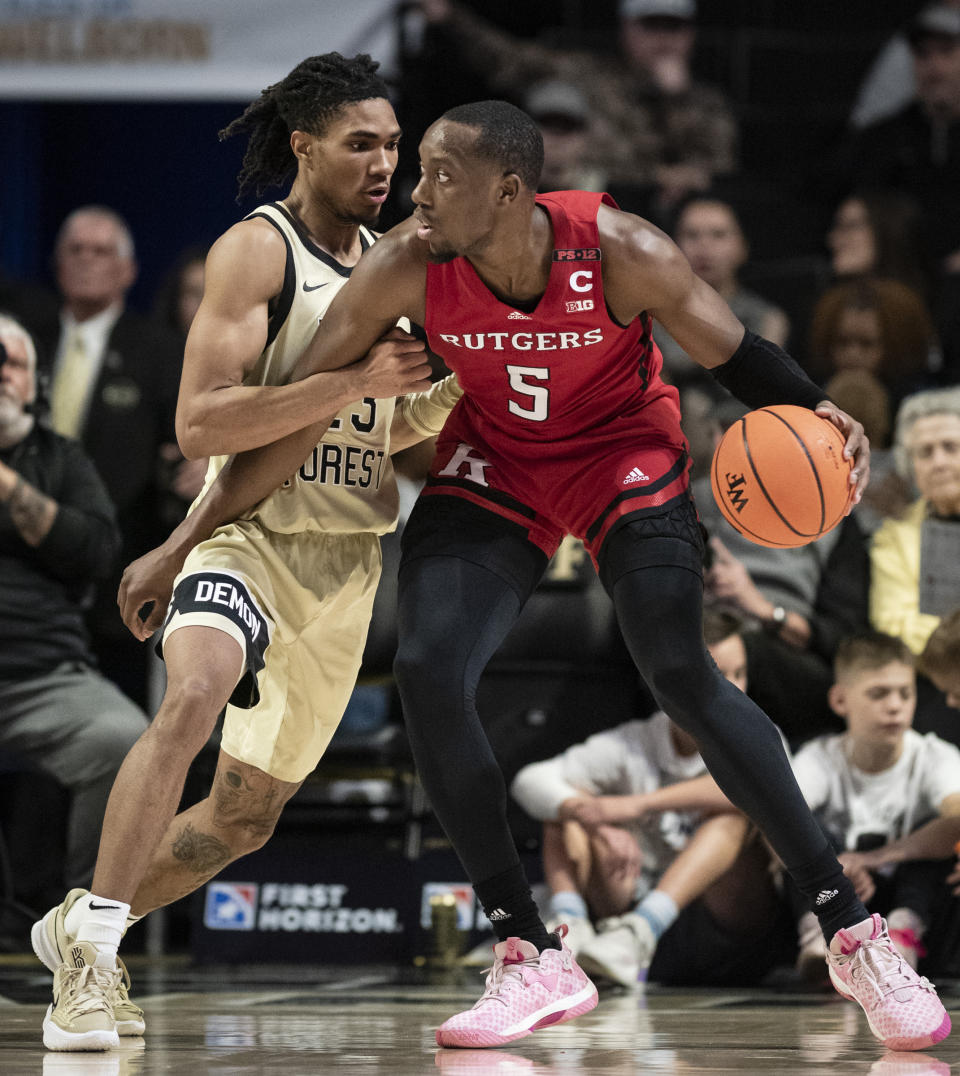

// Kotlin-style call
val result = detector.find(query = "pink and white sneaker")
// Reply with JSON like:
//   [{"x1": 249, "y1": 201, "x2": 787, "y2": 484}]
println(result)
[
  {"x1": 827, "y1": 914, "x2": 951, "y2": 1051},
  {"x1": 435, "y1": 925, "x2": 598, "y2": 1049}
]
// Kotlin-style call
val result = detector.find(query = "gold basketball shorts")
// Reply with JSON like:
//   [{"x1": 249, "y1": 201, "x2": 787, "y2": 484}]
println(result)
[{"x1": 159, "y1": 518, "x2": 382, "y2": 782}]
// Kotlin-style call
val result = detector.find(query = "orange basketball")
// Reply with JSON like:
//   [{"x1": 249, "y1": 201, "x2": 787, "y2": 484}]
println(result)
[{"x1": 710, "y1": 405, "x2": 854, "y2": 548}]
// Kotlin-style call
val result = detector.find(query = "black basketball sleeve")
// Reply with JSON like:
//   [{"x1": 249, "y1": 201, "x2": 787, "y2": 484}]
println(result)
[{"x1": 710, "y1": 329, "x2": 828, "y2": 411}]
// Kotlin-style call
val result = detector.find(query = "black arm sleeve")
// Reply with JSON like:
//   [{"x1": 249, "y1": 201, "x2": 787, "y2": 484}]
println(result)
[{"x1": 711, "y1": 330, "x2": 827, "y2": 412}]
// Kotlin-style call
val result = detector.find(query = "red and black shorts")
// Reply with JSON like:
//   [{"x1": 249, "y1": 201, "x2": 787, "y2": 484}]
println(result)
[{"x1": 405, "y1": 426, "x2": 705, "y2": 591}]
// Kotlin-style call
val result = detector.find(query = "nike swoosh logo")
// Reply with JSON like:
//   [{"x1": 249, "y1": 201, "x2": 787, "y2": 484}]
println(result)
[
  {"x1": 88, "y1": 901, "x2": 121, "y2": 910},
  {"x1": 302, "y1": 282, "x2": 327, "y2": 292}
]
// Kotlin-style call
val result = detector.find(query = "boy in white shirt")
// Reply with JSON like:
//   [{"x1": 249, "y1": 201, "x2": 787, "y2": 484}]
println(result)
[
  {"x1": 791, "y1": 631, "x2": 960, "y2": 978},
  {"x1": 510, "y1": 609, "x2": 790, "y2": 988}
]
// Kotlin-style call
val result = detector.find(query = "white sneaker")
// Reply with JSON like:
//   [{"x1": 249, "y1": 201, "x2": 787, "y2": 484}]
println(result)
[
  {"x1": 545, "y1": 915, "x2": 595, "y2": 956},
  {"x1": 577, "y1": 913, "x2": 656, "y2": 989},
  {"x1": 33, "y1": 890, "x2": 145, "y2": 1036},
  {"x1": 43, "y1": 941, "x2": 119, "y2": 1052}
]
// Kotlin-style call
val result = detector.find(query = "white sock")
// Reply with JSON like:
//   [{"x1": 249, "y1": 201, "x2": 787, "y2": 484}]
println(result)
[{"x1": 65, "y1": 893, "x2": 130, "y2": 969}]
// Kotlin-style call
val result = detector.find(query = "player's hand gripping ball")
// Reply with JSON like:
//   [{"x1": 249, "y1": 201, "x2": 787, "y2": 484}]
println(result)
[{"x1": 710, "y1": 404, "x2": 854, "y2": 548}]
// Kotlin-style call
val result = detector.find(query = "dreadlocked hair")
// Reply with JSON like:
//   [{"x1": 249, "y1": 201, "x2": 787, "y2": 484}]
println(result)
[{"x1": 219, "y1": 52, "x2": 390, "y2": 202}]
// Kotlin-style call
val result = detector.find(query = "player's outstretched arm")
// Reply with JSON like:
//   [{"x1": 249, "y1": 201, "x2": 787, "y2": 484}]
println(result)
[
  {"x1": 119, "y1": 235, "x2": 428, "y2": 638},
  {"x1": 599, "y1": 206, "x2": 870, "y2": 504},
  {"x1": 176, "y1": 221, "x2": 428, "y2": 458}
]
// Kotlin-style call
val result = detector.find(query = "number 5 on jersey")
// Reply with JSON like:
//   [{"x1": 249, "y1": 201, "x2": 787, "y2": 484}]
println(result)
[{"x1": 506, "y1": 365, "x2": 550, "y2": 422}]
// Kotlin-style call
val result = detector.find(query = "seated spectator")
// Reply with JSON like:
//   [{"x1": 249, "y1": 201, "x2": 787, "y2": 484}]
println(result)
[
  {"x1": 789, "y1": 632, "x2": 960, "y2": 981},
  {"x1": 655, "y1": 195, "x2": 790, "y2": 388},
  {"x1": 870, "y1": 386, "x2": 960, "y2": 655},
  {"x1": 524, "y1": 80, "x2": 606, "y2": 193},
  {"x1": 417, "y1": 0, "x2": 738, "y2": 222},
  {"x1": 0, "y1": 314, "x2": 148, "y2": 907},
  {"x1": 836, "y1": 5, "x2": 960, "y2": 275},
  {"x1": 33, "y1": 206, "x2": 189, "y2": 705},
  {"x1": 509, "y1": 610, "x2": 790, "y2": 990},
  {"x1": 825, "y1": 191, "x2": 933, "y2": 302},
  {"x1": 694, "y1": 401, "x2": 870, "y2": 746},
  {"x1": 808, "y1": 276, "x2": 937, "y2": 408}
]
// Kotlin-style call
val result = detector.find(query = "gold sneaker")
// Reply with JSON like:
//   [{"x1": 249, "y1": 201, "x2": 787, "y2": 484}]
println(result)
[
  {"x1": 43, "y1": 941, "x2": 119, "y2": 1051},
  {"x1": 33, "y1": 889, "x2": 145, "y2": 1035}
]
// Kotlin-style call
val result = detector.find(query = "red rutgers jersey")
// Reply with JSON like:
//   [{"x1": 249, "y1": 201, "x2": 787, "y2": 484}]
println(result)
[{"x1": 423, "y1": 189, "x2": 690, "y2": 558}]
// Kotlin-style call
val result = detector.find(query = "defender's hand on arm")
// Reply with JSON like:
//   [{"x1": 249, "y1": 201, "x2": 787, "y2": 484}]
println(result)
[{"x1": 345, "y1": 327, "x2": 432, "y2": 400}]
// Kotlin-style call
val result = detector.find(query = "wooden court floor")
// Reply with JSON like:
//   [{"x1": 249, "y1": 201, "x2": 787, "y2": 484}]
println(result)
[{"x1": 1, "y1": 955, "x2": 958, "y2": 1075}]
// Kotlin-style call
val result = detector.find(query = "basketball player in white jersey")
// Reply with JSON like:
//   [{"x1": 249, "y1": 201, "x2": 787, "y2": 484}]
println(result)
[{"x1": 32, "y1": 53, "x2": 461, "y2": 1051}]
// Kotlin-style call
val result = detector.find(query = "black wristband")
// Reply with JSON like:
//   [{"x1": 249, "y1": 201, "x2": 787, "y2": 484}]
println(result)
[{"x1": 711, "y1": 330, "x2": 827, "y2": 412}]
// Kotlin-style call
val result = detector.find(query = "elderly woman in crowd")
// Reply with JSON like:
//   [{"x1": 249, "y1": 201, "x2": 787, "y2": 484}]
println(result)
[{"x1": 870, "y1": 386, "x2": 960, "y2": 655}]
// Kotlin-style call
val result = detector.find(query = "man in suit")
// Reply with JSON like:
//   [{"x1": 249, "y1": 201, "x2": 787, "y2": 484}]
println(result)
[{"x1": 41, "y1": 206, "x2": 185, "y2": 706}]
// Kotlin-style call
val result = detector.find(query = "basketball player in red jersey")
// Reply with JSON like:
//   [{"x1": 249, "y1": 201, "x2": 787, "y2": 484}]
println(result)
[{"x1": 119, "y1": 101, "x2": 949, "y2": 1053}]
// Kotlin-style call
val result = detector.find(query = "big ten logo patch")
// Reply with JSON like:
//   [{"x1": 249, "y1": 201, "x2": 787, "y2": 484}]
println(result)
[
  {"x1": 204, "y1": 882, "x2": 258, "y2": 930},
  {"x1": 420, "y1": 883, "x2": 479, "y2": 930}
]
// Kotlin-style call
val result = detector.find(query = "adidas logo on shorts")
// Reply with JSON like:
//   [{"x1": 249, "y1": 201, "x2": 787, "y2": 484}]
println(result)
[{"x1": 623, "y1": 466, "x2": 649, "y2": 485}]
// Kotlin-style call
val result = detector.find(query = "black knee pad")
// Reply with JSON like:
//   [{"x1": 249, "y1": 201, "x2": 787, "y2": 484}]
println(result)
[{"x1": 597, "y1": 496, "x2": 705, "y2": 593}]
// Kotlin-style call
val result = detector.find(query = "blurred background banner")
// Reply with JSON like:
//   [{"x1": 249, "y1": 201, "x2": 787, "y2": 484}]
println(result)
[{"x1": 0, "y1": 0, "x2": 398, "y2": 99}]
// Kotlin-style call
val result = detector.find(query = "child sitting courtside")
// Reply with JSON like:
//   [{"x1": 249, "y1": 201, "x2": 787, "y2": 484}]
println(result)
[
  {"x1": 510, "y1": 609, "x2": 790, "y2": 989},
  {"x1": 790, "y1": 631, "x2": 960, "y2": 979}
]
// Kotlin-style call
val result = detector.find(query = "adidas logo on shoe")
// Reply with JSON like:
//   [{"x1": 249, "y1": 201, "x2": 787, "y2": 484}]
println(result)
[
  {"x1": 623, "y1": 467, "x2": 649, "y2": 485},
  {"x1": 815, "y1": 889, "x2": 839, "y2": 906},
  {"x1": 487, "y1": 908, "x2": 511, "y2": 921}
]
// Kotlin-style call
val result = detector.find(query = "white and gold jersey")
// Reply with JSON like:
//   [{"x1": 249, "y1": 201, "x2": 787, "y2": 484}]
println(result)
[{"x1": 199, "y1": 201, "x2": 399, "y2": 536}]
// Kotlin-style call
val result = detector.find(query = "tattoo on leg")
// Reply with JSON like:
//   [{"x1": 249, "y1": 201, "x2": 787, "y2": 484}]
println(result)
[
  {"x1": 213, "y1": 767, "x2": 284, "y2": 839},
  {"x1": 171, "y1": 823, "x2": 231, "y2": 874}
]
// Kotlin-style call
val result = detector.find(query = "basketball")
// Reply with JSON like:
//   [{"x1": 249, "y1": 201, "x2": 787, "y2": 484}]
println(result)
[{"x1": 710, "y1": 405, "x2": 853, "y2": 548}]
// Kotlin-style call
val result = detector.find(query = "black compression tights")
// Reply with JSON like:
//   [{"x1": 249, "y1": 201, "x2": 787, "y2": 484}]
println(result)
[
  {"x1": 394, "y1": 525, "x2": 864, "y2": 933},
  {"x1": 603, "y1": 558, "x2": 831, "y2": 871},
  {"x1": 395, "y1": 554, "x2": 529, "y2": 883}
]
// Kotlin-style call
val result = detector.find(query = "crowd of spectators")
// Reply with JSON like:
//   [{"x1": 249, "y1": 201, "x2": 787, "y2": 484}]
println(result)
[{"x1": 1, "y1": 0, "x2": 959, "y2": 982}]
